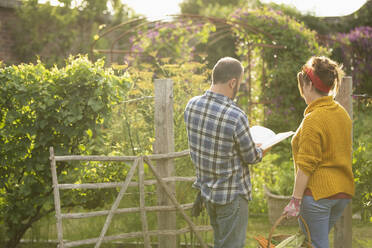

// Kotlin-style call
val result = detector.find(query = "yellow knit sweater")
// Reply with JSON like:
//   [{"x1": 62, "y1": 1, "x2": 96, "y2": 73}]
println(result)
[{"x1": 291, "y1": 96, "x2": 354, "y2": 200}]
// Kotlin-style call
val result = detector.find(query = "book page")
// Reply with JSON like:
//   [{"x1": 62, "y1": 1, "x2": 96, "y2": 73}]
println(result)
[{"x1": 250, "y1": 125, "x2": 294, "y2": 150}]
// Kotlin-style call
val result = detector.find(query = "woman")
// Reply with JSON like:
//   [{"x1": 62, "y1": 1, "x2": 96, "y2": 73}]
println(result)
[{"x1": 283, "y1": 56, "x2": 354, "y2": 248}]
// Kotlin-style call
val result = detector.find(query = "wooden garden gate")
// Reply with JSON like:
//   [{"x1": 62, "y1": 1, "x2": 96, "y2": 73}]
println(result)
[{"x1": 49, "y1": 79, "x2": 212, "y2": 248}]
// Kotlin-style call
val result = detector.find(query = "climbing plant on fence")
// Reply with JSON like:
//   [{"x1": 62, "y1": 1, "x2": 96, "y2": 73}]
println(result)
[{"x1": 0, "y1": 56, "x2": 130, "y2": 248}]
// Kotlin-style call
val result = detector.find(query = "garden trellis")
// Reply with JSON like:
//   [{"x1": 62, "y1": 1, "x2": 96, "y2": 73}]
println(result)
[{"x1": 91, "y1": 13, "x2": 285, "y2": 121}]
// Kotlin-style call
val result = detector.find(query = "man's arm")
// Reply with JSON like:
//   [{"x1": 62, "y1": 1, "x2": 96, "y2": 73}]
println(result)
[{"x1": 235, "y1": 115, "x2": 263, "y2": 164}]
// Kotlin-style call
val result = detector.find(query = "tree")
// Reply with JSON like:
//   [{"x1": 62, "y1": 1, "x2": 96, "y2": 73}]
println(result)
[{"x1": 10, "y1": 0, "x2": 136, "y2": 66}]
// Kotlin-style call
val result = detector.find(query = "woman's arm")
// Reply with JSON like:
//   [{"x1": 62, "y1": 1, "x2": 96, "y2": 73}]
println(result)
[
  {"x1": 292, "y1": 168, "x2": 310, "y2": 199},
  {"x1": 283, "y1": 168, "x2": 310, "y2": 217}
]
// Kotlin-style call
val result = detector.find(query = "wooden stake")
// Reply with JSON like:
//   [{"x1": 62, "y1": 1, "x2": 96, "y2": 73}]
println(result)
[
  {"x1": 50, "y1": 147, "x2": 64, "y2": 248},
  {"x1": 334, "y1": 76, "x2": 353, "y2": 248},
  {"x1": 154, "y1": 79, "x2": 177, "y2": 247},
  {"x1": 139, "y1": 157, "x2": 152, "y2": 248}
]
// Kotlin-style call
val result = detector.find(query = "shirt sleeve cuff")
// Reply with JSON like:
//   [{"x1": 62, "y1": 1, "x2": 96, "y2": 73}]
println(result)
[{"x1": 257, "y1": 147, "x2": 263, "y2": 162}]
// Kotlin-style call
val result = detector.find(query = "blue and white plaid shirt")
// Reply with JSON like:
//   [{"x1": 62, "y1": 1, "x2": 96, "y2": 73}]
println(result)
[{"x1": 184, "y1": 90, "x2": 263, "y2": 205}]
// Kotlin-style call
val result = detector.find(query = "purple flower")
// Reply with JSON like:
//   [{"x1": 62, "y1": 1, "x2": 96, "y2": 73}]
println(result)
[{"x1": 146, "y1": 31, "x2": 159, "y2": 39}]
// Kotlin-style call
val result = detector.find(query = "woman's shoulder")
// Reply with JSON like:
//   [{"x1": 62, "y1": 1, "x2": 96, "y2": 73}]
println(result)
[
  {"x1": 300, "y1": 110, "x2": 326, "y2": 135},
  {"x1": 303, "y1": 110, "x2": 322, "y2": 124}
]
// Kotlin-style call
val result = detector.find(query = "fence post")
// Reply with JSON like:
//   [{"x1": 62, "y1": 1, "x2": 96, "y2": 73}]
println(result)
[
  {"x1": 49, "y1": 147, "x2": 64, "y2": 248},
  {"x1": 334, "y1": 76, "x2": 353, "y2": 248},
  {"x1": 154, "y1": 79, "x2": 177, "y2": 248}
]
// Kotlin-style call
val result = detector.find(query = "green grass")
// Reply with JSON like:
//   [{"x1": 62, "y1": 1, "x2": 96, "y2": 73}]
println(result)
[{"x1": 19, "y1": 213, "x2": 372, "y2": 248}]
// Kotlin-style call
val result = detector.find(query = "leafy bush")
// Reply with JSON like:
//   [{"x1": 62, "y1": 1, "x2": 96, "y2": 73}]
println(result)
[
  {"x1": 352, "y1": 100, "x2": 372, "y2": 223},
  {"x1": 0, "y1": 56, "x2": 129, "y2": 247}
]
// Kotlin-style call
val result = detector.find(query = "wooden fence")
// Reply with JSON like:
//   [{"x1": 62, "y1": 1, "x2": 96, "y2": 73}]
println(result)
[{"x1": 49, "y1": 148, "x2": 211, "y2": 248}]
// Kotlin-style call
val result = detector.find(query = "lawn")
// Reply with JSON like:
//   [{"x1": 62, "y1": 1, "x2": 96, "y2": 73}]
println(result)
[{"x1": 18, "y1": 214, "x2": 372, "y2": 248}]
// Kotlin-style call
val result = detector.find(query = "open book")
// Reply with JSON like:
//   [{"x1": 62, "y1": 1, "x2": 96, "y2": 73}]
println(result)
[{"x1": 250, "y1": 126, "x2": 295, "y2": 150}]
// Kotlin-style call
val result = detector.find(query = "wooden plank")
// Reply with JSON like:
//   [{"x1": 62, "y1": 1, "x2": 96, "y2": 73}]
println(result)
[
  {"x1": 64, "y1": 226, "x2": 212, "y2": 248},
  {"x1": 147, "y1": 150, "x2": 189, "y2": 160},
  {"x1": 54, "y1": 155, "x2": 137, "y2": 161},
  {"x1": 154, "y1": 78, "x2": 177, "y2": 248},
  {"x1": 334, "y1": 76, "x2": 353, "y2": 248},
  {"x1": 144, "y1": 157, "x2": 209, "y2": 248},
  {"x1": 54, "y1": 150, "x2": 189, "y2": 162},
  {"x1": 49, "y1": 147, "x2": 65, "y2": 248},
  {"x1": 58, "y1": 176, "x2": 195, "y2": 190},
  {"x1": 61, "y1": 203, "x2": 194, "y2": 219},
  {"x1": 139, "y1": 158, "x2": 152, "y2": 248},
  {"x1": 95, "y1": 159, "x2": 139, "y2": 248}
]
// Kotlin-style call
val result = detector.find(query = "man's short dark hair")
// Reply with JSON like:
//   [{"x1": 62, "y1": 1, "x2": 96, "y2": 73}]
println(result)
[{"x1": 212, "y1": 57, "x2": 244, "y2": 84}]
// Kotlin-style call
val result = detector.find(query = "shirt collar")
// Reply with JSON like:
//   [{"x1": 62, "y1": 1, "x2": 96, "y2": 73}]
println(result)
[
  {"x1": 304, "y1": 96, "x2": 334, "y2": 116},
  {"x1": 205, "y1": 90, "x2": 235, "y2": 105}
]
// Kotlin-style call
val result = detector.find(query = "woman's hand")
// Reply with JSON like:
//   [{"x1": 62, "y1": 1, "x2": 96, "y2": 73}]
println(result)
[{"x1": 283, "y1": 197, "x2": 302, "y2": 217}]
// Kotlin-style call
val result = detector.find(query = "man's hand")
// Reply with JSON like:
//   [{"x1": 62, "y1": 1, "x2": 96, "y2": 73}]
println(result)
[
  {"x1": 256, "y1": 143, "x2": 271, "y2": 157},
  {"x1": 283, "y1": 197, "x2": 301, "y2": 217}
]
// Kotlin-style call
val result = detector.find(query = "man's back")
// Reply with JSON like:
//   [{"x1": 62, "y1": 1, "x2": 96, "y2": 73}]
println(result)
[{"x1": 184, "y1": 90, "x2": 262, "y2": 204}]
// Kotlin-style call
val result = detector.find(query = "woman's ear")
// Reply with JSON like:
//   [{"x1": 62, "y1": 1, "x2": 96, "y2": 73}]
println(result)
[{"x1": 309, "y1": 82, "x2": 316, "y2": 92}]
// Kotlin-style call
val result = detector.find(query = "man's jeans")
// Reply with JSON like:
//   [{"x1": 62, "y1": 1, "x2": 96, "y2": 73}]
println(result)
[
  {"x1": 299, "y1": 195, "x2": 351, "y2": 248},
  {"x1": 205, "y1": 195, "x2": 249, "y2": 248}
]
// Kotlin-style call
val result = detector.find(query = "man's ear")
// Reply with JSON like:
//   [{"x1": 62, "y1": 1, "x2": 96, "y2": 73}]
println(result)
[{"x1": 228, "y1": 78, "x2": 237, "y2": 89}]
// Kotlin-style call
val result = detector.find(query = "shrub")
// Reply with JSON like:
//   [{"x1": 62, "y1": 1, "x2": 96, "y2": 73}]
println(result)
[
  {"x1": 0, "y1": 55, "x2": 129, "y2": 247},
  {"x1": 352, "y1": 100, "x2": 372, "y2": 223}
]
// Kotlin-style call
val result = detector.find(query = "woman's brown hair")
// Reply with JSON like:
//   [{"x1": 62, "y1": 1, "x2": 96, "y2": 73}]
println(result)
[{"x1": 297, "y1": 56, "x2": 345, "y2": 97}]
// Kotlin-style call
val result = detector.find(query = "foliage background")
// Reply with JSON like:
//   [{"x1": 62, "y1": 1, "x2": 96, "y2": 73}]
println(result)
[
  {"x1": 9, "y1": 0, "x2": 136, "y2": 67},
  {"x1": 0, "y1": 0, "x2": 371, "y2": 247}
]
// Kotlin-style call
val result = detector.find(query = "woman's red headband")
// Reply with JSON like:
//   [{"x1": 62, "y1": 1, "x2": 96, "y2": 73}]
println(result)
[{"x1": 304, "y1": 67, "x2": 331, "y2": 93}]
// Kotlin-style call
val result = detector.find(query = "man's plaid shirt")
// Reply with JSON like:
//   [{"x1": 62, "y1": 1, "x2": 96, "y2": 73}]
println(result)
[{"x1": 184, "y1": 90, "x2": 263, "y2": 205}]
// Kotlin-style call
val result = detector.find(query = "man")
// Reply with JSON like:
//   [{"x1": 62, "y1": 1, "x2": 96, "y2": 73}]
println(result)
[{"x1": 184, "y1": 57, "x2": 265, "y2": 248}]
